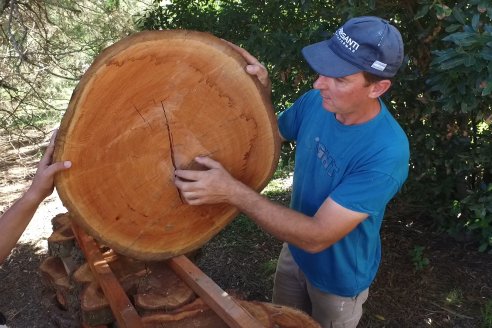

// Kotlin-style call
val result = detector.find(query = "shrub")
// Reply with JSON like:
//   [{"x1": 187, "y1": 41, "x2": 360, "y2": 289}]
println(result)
[{"x1": 137, "y1": 0, "x2": 492, "y2": 251}]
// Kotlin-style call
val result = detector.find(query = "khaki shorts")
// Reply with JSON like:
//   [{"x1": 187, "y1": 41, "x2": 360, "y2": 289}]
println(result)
[{"x1": 272, "y1": 243, "x2": 369, "y2": 328}]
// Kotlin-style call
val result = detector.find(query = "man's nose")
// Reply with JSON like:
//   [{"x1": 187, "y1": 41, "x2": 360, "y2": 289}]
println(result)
[{"x1": 313, "y1": 75, "x2": 330, "y2": 89}]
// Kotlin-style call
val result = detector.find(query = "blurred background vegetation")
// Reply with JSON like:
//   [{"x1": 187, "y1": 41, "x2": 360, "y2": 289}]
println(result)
[{"x1": 1, "y1": 0, "x2": 492, "y2": 252}]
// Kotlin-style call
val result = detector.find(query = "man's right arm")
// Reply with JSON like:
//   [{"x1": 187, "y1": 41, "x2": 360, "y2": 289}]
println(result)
[{"x1": 175, "y1": 156, "x2": 368, "y2": 253}]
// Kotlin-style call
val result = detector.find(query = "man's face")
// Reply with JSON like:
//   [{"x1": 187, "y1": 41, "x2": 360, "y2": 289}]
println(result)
[{"x1": 312, "y1": 72, "x2": 374, "y2": 115}]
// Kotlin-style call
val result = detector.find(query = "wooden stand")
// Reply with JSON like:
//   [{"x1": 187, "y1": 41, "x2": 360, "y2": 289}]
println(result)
[{"x1": 71, "y1": 222, "x2": 264, "y2": 328}]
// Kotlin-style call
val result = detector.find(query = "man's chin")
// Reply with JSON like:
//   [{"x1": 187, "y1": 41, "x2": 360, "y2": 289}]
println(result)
[{"x1": 321, "y1": 102, "x2": 335, "y2": 113}]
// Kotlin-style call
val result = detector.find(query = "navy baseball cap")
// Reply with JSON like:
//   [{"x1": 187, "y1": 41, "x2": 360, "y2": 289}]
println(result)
[{"x1": 302, "y1": 16, "x2": 404, "y2": 78}]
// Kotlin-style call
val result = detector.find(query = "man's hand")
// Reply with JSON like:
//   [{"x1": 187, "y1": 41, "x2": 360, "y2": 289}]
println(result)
[
  {"x1": 174, "y1": 156, "x2": 241, "y2": 206},
  {"x1": 26, "y1": 130, "x2": 72, "y2": 203},
  {"x1": 224, "y1": 40, "x2": 271, "y2": 91}
]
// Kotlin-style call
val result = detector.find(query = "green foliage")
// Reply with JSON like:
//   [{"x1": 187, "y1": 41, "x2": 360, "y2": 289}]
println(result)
[
  {"x1": 105, "y1": 0, "x2": 121, "y2": 11},
  {"x1": 1, "y1": 0, "x2": 490, "y2": 251},
  {"x1": 403, "y1": 0, "x2": 492, "y2": 251},
  {"x1": 483, "y1": 299, "x2": 492, "y2": 328},
  {"x1": 459, "y1": 186, "x2": 492, "y2": 252},
  {"x1": 137, "y1": 0, "x2": 492, "y2": 252},
  {"x1": 445, "y1": 288, "x2": 463, "y2": 306},
  {"x1": 137, "y1": 0, "x2": 342, "y2": 114},
  {"x1": 409, "y1": 245, "x2": 430, "y2": 271},
  {"x1": 0, "y1": 0, "x2": 150, "y2": 140},
  {"x1": 220, "y1": 214, "x2": 260, "y2": 244},
  {"x1": 261, "y1": 258, "x2": 278, "y2": 277}
]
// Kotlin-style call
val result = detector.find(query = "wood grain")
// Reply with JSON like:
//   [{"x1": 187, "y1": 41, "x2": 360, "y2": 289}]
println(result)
[
  {"x1": 71, "y1": 222, "x2": 144, "y2": 328},
  {"x1": 54, "y1": 30, "x2": 280, "y2": 260},
  {"x1": 168, "y1": 255, "x2": 264, "y2": 328}
]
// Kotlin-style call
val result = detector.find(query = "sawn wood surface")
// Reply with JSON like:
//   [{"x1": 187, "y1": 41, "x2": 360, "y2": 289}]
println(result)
[{"x1": 54, "y1": 30, "x2": 280, "y2": 260}]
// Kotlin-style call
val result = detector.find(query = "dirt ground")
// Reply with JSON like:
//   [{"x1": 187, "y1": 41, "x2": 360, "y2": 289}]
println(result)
[{"x1": 1, "y1": 134, "x2": 491, "y2": 328}]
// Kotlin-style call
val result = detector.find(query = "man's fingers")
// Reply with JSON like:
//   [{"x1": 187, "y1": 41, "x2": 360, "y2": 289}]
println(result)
[
  {"x1": 222, "y1": 40, "x2": 261, "y2": 66},
  {"x1": 246, "y1": 65, "x2": 267, "y2": 77},
  {"x1": 174, "y1": 169, "x2": 203, "y2": 182},
  {"x1": 246, "y1": 65, "x2": 270, "y2": 87},
  {"x1": 185, "y1": 198, "x2": 204, "y2": 206},
  {"x1": 221, "y1": 39, "x2": 271, "y2": 90},
  {"x1": 193, "y1": 156, "x2": 222, "y2": 169},
  {"x1": 181, "y1": 191, "x2": 200, "y2": 201}
]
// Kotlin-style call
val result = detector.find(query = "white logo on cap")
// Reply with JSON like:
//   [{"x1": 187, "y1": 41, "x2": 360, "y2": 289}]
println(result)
[
  {"x1": 371, "y1": 60, "x2": 387, "y2": 71},
  {"x1": 336, "y1": 28, "x2": 360, "y2": 53}
]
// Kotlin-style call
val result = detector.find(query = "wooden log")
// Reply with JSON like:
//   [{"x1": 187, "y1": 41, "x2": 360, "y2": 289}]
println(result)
[
  {"x1": 80, "y1": 282, "x2": 114, "y2": 327},
  {"x1": 74, "y1": 249, "x2": 195, "y2": 315},
  {"x1": 73, "y1": 262, "x2": 94, "y2": 285},
  {"x1": 100, "y1": 249, "x2": 195, "y2": 312},
  {"x1": 71, "y1": 222, "x2": 144, "y2": 328},
  {"x1": 168, "y1": 255, "x2": 264, "y2": 328},
  {"x1": 54, "y1": 30, "x2": 280, "y2": 261},
  {"x1": 60, "y1": 254, "x2": 82, "y2": 277},
  {"x1": 239, "y1": 301, "x2": 321, "y2": 328},
  {"x1": 73, "y1": 263, "x2": 113, "y2": 326},
  {"x1": 39, "y1": 256, "x2": 72, "y2": 310},
  {"x1": 134, "y1": 262, "x2": 195, "y2": 312},
  {"x1": 51, "y1": 212, "x2": 71, "y2": 230},
  {"x1": 48, "y1": 214, "x2": 82, "y2": 275},
  {"x1": 82, "y1": 324, "x2": 108, "y2": 328},
  {"x1": 49, "y1": 213, "x2": 76, "y2": 259},
  {"x1": 142, "y1": 298, "x2": 229, "y2": 328},
  {"x1": 143, "y1": 308, "x2": 229, "y2": 328},
  {"x1": 102, "y1": 249, "x2": 148, "y2": 287},
  {"x1": 142, "y1": 297, "x2": 322, "y2": 328},
  {"x1": 39, "y1": 256, "x2": 70, "y2": 289},
  {"x1": 48, "y1": 223, "x2": 76, "y2": 259}
]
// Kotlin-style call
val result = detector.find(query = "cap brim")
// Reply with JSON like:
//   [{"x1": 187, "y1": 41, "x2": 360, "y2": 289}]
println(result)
[{"x1": 302, "y1": 40, "x2": 362, "y2": 78}]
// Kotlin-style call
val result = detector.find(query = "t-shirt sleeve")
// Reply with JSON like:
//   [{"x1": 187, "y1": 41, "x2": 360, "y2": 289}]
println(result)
[
  {"x1": 329, "y1": 170, "x2": 401, "y2": 218},
  {"x1": 278, "y1": 106, "x2": 300, "y2": 141},
  {"x1": 277, "y1": 91, "x2": 314, "y2": 141}
]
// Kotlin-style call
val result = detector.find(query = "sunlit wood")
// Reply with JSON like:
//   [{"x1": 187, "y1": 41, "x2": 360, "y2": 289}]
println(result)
[{"x1": 54, "y1": 30, "x2": 280, "y2": 260}]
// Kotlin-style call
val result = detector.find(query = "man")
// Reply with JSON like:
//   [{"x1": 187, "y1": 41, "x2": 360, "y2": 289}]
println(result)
[
  {"x1": 0, "y1": 130, "x2": 71, "y2": 264},
  {"x1": 175, "y1": 16, "x2": 409, "y2": 327}
]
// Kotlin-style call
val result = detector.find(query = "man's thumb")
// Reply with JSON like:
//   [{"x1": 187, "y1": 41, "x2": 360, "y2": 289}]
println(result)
[
  {"x1": 194, "y1": 156, "x2": 221, "y2": 169},
  {"x1": 246, "y1": 65, "x2": 258, "y2": 74}
]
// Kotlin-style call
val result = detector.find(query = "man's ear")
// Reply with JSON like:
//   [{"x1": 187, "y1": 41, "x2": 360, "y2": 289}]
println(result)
[{"x1": 369, "y1": 80, "x2": 392, "y2": 99}]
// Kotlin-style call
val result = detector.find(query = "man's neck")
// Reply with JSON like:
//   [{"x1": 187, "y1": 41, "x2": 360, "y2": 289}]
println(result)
[{"x1": 335, "y1": 99, "x2": 381, "y2": 125}]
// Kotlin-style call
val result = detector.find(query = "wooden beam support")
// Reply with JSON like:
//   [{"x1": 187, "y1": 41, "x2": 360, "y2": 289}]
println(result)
[
  {"x1": 168, "y1": 255, "x2": 264, "y2": 328},
  {"x1": 71, "y1": 222, "x2": 144, "y2": 328}
]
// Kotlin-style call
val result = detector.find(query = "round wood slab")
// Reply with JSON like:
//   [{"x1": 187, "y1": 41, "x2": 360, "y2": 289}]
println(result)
[{"x1": 54, "y1": 30, "x2": 280, "y2": 260}]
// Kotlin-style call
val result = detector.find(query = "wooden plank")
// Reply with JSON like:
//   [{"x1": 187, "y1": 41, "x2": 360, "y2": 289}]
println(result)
[
  {"x1": 168, "y1": 255, "x2": 264, "y2": 328},
  {"x1": 71, "y1": 222, "x2": 144, "y2": 328}
]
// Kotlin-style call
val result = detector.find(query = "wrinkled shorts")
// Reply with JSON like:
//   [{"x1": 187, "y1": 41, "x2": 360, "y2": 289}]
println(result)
[{"x1": 272, "y1": 243, "x2": 369, "y2": 328}]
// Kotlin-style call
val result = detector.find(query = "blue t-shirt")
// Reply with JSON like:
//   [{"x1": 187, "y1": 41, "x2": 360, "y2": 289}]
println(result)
[{"x1": 278, "y1": 89, "x2": 409, "y2": 297}]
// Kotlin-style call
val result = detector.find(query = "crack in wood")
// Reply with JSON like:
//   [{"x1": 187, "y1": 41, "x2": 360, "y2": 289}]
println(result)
[
  {"x1": 161, "y1": 101, "x2": 185, "y2": 204},
  {"x1": 133, "y1": 105, "x2": 152, "y2": 129},
  {"x1": 127, "y1": 203, "x2": 149, "y2": 218}
]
